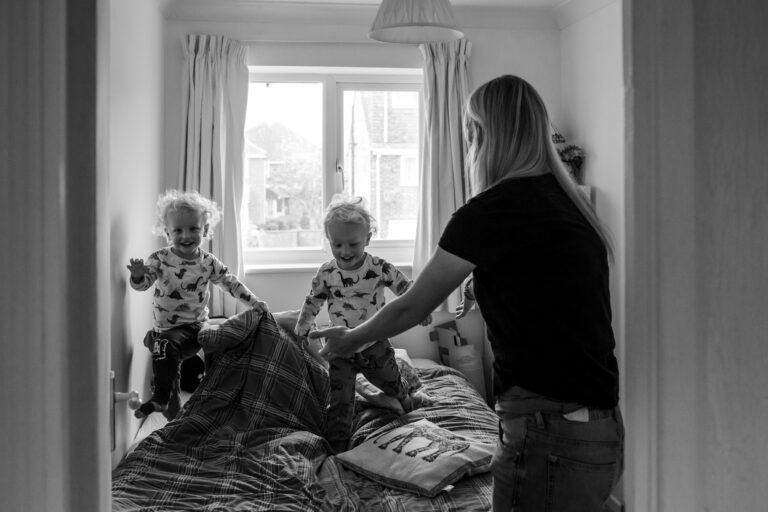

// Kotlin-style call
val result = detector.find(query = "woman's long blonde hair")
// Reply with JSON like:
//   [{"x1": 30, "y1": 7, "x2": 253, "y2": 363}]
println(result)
[{"x1": 463, "y1": 75, "x2": 614, "y2": 260}]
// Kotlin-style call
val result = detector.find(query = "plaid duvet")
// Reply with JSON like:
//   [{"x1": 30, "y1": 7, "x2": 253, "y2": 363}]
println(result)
[{"x1": 112, "y1": 311, "x2": 495, "y2": 511}]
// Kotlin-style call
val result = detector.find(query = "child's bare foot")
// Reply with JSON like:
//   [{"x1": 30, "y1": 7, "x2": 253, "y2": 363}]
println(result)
[{"x1": 134, "y1": 400, "x2": 166, "y2": 419}]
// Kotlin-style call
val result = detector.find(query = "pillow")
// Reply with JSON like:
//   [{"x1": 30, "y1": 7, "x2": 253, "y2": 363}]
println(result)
[
  {"x1": 429, "y1": 320, "x2": 486, "y2": 398},
  {"x1": 336, "y1": 417, "x2": 495, "y2": 497},
  {"x1": 273, "y1": 309, "x2": 327, "y2": 360},
  {"x1": 393, "y1": 347, "x2": 413, "y2": 366},
  {"x1": 411, "y1": 357, "x2": 441, "y2": 369},
  {"x1": 272, "y1": 309, "x2": 301, "y2": 336}
]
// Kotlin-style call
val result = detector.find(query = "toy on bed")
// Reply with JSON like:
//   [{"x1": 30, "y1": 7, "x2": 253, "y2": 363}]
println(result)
[{"x1": 112, "y1": 309, "x2": 498, "y2": 511}]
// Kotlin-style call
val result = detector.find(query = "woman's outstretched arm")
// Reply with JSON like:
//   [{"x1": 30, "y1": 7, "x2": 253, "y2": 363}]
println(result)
[{"x1": 312, "y1": 247, "x2": 475, "y2": 358}]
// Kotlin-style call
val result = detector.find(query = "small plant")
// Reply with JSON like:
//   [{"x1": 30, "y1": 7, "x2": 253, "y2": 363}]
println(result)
[{"x1": 552, "y1": 131, "x2": 586, "y2": 184}]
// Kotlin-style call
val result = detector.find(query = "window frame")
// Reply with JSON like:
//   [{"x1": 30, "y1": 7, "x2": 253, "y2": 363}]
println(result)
[{"x1": 244, "y1": 66, "x2": 423, "y2": 269}]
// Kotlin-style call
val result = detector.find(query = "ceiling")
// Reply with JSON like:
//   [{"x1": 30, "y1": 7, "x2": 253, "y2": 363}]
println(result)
[
  {"x1": 163, "y1": 0, "x2": 571, "y2": 29},
  {"x1": 251, "y1": 0, "x2": 565, "y2": 6}
]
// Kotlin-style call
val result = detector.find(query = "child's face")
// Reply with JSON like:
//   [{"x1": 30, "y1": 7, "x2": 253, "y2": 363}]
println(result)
[
  {"x1": 327, "y1": 222, "x2": 371, "y2": 271},
  {"x1": 165, "y1": 208, "x2": 207, "y2": 259}
]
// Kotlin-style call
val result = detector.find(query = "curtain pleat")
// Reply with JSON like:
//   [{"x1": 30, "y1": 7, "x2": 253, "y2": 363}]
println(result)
[
  {"x1": 414, "y1": 39, "x2": 471, "y2": 311},
  {"x1": 179, "y1": 34, "x2": 249, "y2": 317}
]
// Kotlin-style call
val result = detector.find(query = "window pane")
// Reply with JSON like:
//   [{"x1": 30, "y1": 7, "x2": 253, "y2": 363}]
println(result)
[
  {"x1": 342, "y1": 89, "x2": 420, "y2": 241},
  {"x1": 242, "y1": 82, "x2": 324, "y2": 249}
]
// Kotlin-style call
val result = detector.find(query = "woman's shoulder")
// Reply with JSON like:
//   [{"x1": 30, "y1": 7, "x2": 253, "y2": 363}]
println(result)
[
  {"x1": 453, "y1": 183, "x2": 504, "y2": 218},
  {"x1": 461, "y1": 174, "x2": 559, "y2": 212}
]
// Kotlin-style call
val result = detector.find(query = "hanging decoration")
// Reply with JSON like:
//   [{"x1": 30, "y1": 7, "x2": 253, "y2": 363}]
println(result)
[{"x1": 552, "y1": 129, "x2": 586, "y2": 184}]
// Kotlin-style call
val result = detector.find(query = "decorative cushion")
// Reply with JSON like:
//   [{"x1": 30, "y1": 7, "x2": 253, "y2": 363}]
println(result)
[
  {"x1": 335, "y1": 417, "x2": 495, "y2": 497},
  {"x1": 429, "y1": 320, "x2": 468, "y2": 367},
  {"x1": 430, "y1": 320, "x2": 486, "y2": 398}
]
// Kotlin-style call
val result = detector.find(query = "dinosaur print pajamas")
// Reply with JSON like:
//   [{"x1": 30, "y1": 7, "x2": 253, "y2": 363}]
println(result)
[
  {"x1": 131, "y1": 247, "x2": 261, "y2": 418},
  {"x1": 295, "y1": 253, "x2": 413, "y2": 449}
]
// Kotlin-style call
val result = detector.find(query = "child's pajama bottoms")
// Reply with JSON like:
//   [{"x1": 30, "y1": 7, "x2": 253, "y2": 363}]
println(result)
[{"x1": 326, "y1": 339, "x2": 406, "y2": 448}]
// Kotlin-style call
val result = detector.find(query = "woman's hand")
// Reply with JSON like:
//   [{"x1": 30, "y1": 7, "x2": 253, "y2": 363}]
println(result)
[{"x1": 310, "y1": 326, "x2": 358, "y2": 359}]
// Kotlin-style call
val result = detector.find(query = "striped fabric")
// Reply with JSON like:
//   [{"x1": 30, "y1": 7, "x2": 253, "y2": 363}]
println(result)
[{"x1": 112, "y1": 310, "x2": 496, "y2": 511}]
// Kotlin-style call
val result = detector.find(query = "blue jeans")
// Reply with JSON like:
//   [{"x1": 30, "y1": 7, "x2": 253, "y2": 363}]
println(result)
[{"x1": 491, "y1": 405, "x2": 624, "y2": 511}]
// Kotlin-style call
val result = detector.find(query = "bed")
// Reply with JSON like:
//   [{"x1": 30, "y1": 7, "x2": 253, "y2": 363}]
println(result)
[{"x1": 112, "y1": 310, "x2": 497, "y2": 511}]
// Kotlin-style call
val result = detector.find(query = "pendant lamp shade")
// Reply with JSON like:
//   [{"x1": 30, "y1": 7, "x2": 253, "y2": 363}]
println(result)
[{"x1": 369, "y1": 0, "x2": 464, "y2": 44}]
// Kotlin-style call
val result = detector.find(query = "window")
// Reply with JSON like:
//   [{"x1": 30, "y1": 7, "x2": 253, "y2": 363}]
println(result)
[{"x1": 242, "y1": 68, "x2": 423, "y2": 268}]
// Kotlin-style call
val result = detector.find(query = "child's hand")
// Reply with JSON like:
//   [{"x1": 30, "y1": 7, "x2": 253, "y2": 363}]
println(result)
[
  {"x1": 419, "y1": 313, "x2": 433, "y2": 326},
  {"x1": 127, "y1": 258, "x2": 149, "y2": 282},
  {"x1": 455, "y1": 297, "x2": 476, "y2": 319},
  {"x1": 251, "y1": 300, "x2": 269, "y2": 313}
]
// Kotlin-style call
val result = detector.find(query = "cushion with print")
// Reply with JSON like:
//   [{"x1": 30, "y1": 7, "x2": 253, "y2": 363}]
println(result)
[{"x1": 335, "y1": 417, "x2": 494, "y2": 497}]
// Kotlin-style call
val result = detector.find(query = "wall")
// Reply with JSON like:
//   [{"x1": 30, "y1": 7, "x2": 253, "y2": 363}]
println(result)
[
  {"x1": 557, "y1": 0, "x2": 625, "y2": 413},
  {"x1": 161, "y1": 4, "x2": 563, "y2": 189},
  {"x1": 556, "y1": 4, "x2": 625, "y2": 504},
  {"x1": 159, "y1": 2, "x2": 563, "y2": 364},
  {"x1": 109, "y1": 0, "x2": 166, "y2": 465}
]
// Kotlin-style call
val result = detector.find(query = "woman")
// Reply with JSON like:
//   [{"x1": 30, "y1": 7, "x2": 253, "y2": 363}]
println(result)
[{"x1": 311, "y1": 75, "x2": 624, "y2": 511}]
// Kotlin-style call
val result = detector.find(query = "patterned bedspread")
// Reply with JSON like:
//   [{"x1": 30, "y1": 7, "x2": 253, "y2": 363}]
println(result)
[{"x1": 112, "y1": 311, "x2": 496, "y2": 511}]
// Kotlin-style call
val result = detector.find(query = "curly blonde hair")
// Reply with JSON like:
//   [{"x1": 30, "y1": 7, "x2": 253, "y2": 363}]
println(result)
[
  {"x1": 152, "y1": 189, "x2": 221, "y2": 241},
  {"x1": 323, "y1": 196, "x2": 378, "y2": 237}
]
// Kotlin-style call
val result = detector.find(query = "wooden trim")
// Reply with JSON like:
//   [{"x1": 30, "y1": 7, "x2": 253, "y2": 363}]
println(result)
[
  {"x1": 66, "y1": 0, "x2": 112, "y2": 509},
  {"x1": 625, "y1": 0, "x2": 699, "y2": 509},
  {"x1": 0, "y1": 0, "x2": 112, "y2": 509},
  {"x1": 623, "y1": 0, "x2": 659, "y2": 509}
]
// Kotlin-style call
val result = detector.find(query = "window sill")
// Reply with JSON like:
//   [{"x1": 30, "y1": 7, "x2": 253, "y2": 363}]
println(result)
[
  {"x1": 245, "y1": 262, "x2": 413, "y2": 275},
  {"x1": 245, "y1": 263, "x2": 322, "y2": 274}
]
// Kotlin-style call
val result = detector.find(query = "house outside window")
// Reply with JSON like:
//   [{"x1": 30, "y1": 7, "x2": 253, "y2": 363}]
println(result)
[{"x1": 242, "y1": 68, "x2": 422, "y2": 268}]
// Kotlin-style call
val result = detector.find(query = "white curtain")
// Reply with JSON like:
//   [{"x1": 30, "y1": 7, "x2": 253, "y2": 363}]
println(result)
[
  {"x1": 179, "y1": 34, "x2": 249, "y2": 317},
  {"x1": 414, "y1": 39, "x2": 472, "y2": 310}
]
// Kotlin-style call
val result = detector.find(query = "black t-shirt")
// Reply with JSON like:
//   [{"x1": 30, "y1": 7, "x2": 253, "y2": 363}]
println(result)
[{"x1": 439, "y1": 174, "x2": 619, "y2": 408}]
